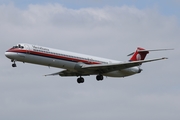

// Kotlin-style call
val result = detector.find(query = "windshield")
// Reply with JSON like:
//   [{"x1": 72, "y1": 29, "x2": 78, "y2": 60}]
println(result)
[{"x1": 12, "y1": 44, "x2": 24, "y2": 49}]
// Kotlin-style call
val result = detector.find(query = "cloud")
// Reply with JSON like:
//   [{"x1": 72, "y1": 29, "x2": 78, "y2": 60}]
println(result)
[{"x1": 0, "y1": 3, "x2": 180, "y2": 120}]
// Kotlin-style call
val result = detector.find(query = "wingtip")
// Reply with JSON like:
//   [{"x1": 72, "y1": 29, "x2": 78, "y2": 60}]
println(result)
[
  {"x1": 162, "y1": 57, "x2": 168, "y2": 59},
  {"x1": 44, "y1": 74, "x2": 51, "y2": 76}
]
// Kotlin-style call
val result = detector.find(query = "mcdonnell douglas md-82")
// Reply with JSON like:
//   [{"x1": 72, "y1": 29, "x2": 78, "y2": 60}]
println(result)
[{"x1": 5, "y1": 43, "x2": 172, "y2": 83}]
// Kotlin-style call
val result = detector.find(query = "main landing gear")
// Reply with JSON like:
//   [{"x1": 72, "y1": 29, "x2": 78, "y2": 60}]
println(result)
[
  {"x1": 11, "y1": 59, "x2": 17, "y2": 67},
  {"x1": 96, "y1": 74, "x2": 104, "y2": 81},
  {"x1": 77, "y1": 77, "x2": 84, "y2": 84},
  {"x1": 77, "y1": 74, "x2": 104, "y2": 84}
]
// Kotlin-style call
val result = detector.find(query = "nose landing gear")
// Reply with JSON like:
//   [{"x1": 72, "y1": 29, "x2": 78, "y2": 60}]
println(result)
[
  {"x1": 11, "y1": 60, "x2": 17, "y2": 67},
  {"x1": 12, "y1": 63, "x2": 17, "y2": 67}
]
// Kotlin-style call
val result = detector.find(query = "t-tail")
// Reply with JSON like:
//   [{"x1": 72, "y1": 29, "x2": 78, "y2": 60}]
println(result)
[
  {"x1": 129, "y1": 47, "x2": 149, "y2": 61},
  {"x1": 128, "y1": 47, "x2": 174, "y2": 61}
]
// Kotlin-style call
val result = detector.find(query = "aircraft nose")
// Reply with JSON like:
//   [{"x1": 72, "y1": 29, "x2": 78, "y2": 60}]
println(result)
[
  {"x1": 5, "y1": 52, "x2": 11, "y2": 58},
  {"x1": 5, "y1": 51, "x2": 16, "y2": 59}
]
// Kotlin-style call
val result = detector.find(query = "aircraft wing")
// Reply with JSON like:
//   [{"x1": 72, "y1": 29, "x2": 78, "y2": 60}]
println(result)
[
  {"x1": 45, "y1": 57, "x2": 167, "y2": 77},
  {"x1": 81, "y1": 57, "x2": 167, "y2": 72}
]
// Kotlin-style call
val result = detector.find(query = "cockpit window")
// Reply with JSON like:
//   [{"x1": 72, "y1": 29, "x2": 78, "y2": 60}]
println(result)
[
  {"x1": 12, "y1": 44, "x2": 24, "y2": 49},
  {"x1": 13, "y1": 46, "x2": 17, "y2": 48}
]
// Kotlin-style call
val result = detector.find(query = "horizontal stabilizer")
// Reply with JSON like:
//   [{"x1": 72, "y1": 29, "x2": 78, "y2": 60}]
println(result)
[{"x1": 127, "y1": 48, "x2": 174, "y2": 56}]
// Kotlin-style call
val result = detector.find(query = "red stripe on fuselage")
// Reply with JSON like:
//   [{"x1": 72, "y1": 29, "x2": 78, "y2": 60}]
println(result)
[{"x1": 7, "y1": 48, "x2": 101, "y2": 65}]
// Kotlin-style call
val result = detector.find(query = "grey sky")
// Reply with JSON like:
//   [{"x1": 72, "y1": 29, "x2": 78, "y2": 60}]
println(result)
[{"x1": 0, "y1": 1, "x2": 180, "y2": 120}]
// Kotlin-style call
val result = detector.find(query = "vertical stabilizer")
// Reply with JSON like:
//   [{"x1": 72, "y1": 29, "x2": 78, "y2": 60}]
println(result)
[{"x1": 130, "y1": 47, "x2": 149, "y2": 61}]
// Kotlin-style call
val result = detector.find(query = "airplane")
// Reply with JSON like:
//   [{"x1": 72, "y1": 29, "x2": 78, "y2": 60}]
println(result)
[{"x1": 5, "y1": 43, "x2": 172, "y2": 83}]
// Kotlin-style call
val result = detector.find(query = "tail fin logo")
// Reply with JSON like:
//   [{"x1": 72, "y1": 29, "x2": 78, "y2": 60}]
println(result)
[{"x1": 136, "y1": 53, "x2": 141, "y2": 61}]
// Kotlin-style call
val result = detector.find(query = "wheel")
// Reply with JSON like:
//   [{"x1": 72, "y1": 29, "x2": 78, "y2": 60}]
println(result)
[
  {"x1": 77, "y1": 77, "x2": 84, "y2": 83},
  {"x1": 96, "y1": 76, "x2": 100, "y2": 81},
  {"x1": 12, "y1": 63, "x2": 17, "y2": 67},
  {"x1": 77, "y1": 78, "x2": 81, "y2": 83},
  {"x1": 96, "y1": 75, "x2": 103, "y2": 81},
  {"x1": 100, "y1": 75, "x2": 103, "y2": 80}
]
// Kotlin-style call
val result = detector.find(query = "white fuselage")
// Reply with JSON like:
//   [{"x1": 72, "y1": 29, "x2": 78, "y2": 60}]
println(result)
[{"x1": 5, "y1": 43, "x2": 140, "y2": 77}]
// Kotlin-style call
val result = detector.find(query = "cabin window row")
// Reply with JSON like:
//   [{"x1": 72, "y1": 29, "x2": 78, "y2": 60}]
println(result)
[{"x1": 34, "y1": 49, "x2": 106, "y2": 63}]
